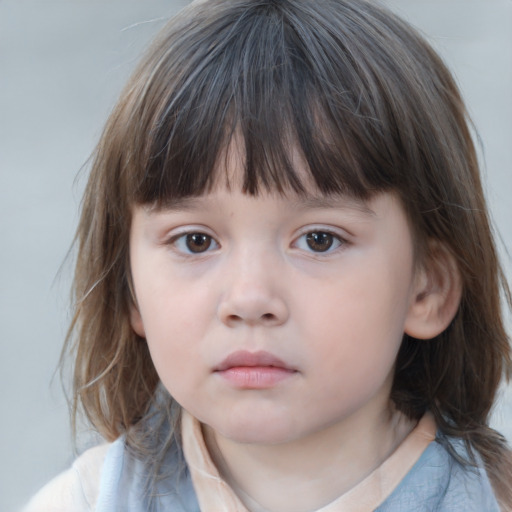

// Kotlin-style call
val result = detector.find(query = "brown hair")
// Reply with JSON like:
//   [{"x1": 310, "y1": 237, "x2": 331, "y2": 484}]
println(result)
[{"x1": 65, "y1": 0, "x2": 512, "y2": 506}]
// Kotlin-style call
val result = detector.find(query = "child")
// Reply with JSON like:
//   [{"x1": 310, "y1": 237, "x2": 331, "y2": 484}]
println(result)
[{"x1": 25, "y1": 0, "x2": 512, "y2": 510}]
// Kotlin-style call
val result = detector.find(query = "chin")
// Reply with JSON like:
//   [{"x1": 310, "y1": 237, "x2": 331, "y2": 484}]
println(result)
[{"x1": 211, "y1": 415, "x2": 303, "y2": 446}]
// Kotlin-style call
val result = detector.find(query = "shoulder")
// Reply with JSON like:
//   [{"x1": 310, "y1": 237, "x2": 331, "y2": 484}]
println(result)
[
  {"x1": 379, "y1": 437, "x2": 500, "y2": 511},
  {"x1": 23, "y1": 443, "x2": 110, "y2": 512},
  {"x1": 429, "y1": 439, "x2": 499, "y2": 511}
]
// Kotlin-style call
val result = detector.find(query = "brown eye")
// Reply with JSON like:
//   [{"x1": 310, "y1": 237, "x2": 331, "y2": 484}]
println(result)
[
  {"x1": 185, "y1": 233, "x2": 213, "y2": 253},
  {"x1": 305, "y1": 232, "x2": 334, "y2": 252}
]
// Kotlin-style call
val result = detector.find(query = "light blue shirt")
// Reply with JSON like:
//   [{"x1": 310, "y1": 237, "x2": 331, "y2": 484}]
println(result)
[{"x1": 94, "y1": 431, "x2": 500, "y2": 511}]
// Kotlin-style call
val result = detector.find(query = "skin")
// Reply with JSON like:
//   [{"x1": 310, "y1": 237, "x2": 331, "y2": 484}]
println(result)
[
  {"x1": 129, "y1": 179, "x2": 434, "y2": 510},
  {"x1": 128, "y1": 141, "x2": 463, "y2": 512}
]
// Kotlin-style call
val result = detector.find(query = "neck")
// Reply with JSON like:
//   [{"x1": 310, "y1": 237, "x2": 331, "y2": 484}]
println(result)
[{"x1": 203, "y1": 403, "x2": 415, "y2": 512}]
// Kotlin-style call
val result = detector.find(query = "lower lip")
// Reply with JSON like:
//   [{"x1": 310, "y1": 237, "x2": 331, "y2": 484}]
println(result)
[{"x1": 216, "y1": 366, "x2": 296, "y2": 389}]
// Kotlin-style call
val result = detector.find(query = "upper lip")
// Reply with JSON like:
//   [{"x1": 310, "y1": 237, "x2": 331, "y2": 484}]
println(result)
[{"x1": 214, "y1": 350, "x2": 294, "y2": 371}]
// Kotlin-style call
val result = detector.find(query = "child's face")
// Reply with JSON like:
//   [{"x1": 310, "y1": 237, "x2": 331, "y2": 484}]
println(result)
[{"x1": 129, "y1": 170, "x2": 420, "y2": 445}]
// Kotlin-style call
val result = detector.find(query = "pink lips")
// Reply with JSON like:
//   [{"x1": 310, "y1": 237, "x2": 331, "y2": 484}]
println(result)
[{"x1": 214, "y1": 350, "x2": 297, "y2": 389}]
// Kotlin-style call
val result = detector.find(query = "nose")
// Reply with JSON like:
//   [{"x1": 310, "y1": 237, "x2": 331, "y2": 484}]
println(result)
[{"x1": 217, "y1": 253, "x2": 289, "y2": 328}]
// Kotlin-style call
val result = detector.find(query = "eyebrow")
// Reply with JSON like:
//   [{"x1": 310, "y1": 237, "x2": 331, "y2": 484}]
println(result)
[
  {"x1": 148, "y1": 194, "x2": 376, "y2": 216},
  {"x1": 290, "y1": 196, "x2": 377, "y2": 217},
  {"x1": 146, "y1": 197, "x2": 207, "y2": 213}
]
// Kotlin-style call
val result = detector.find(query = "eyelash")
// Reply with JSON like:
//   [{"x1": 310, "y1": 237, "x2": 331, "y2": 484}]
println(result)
[
  {"x1": 293, "y1": 229, "x2": 347, "y2": 254},
  {"x1": 167, "y1": 228, "x2": 348, "y2": 256},
  {"x1": 168, "y1": 231, "x2": 220, "y2": 255}
]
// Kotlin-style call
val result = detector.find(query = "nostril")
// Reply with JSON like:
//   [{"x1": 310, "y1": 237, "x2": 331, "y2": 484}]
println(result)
[{"x1": 217, "y1": 297, "x2": 289, "y2": 327}]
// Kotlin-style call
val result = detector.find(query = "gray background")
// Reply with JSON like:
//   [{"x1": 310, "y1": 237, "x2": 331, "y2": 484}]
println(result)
[{"x1": 1, "y1": 1, "x2": 510, "y2": 510}]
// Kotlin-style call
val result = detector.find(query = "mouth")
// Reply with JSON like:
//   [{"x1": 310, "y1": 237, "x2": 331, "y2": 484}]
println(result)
[
  {"x1": 214, "y1": 350, "x2": 297, "y2": 389},
  {"x1": 214, "y1": 350, "x2": 294, "y2": 371}
]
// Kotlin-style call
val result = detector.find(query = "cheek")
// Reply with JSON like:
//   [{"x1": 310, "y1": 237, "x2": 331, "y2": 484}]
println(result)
[
  {"x1": 136, "y1": 284, "x2": 213, "y2": 387},
  {"x1": 299, "y1": 262, "x2": 411, "y2": 382},
  {"x1": 137, "y1": 265, "x2": 215, "y2": 338},
  {"x1": 301, "y1": 295, "x2": 402, "y2": 418}
]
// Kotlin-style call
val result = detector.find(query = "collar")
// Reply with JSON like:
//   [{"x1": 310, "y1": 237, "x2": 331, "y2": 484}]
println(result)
[{"x1": 181, "y1": 411, "x2": 436, "y2": 512}]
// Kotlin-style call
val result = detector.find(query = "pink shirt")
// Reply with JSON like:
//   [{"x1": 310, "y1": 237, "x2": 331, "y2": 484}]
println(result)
[
  {"x1": 24, "y1": 411, "x2": 436, "y2": 511},
  {"x1": 182, "y1": 411, "x2": 436, "y2": 511}
]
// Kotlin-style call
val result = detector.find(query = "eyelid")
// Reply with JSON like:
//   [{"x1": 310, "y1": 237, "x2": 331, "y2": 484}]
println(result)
[
  {"x1": 294, "y1": 224, "x2": 351, "y2": 241},
  {"x1": 165, "y1": 226, "x2": 220, "y2": 255},
  {"x1": 162, "y1": 224, "x2": 216, "y2": 241},
  {"x1": 292, "y1": 225, "x2": 350, "y2": 253}
]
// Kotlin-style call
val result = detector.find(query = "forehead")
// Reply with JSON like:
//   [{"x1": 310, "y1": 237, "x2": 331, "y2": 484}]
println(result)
[
  {"x1": 212, "y1": 134, "x2": 317, "y2": 192},
  {"x1": 140, "y1": 185, "x2": 387, "y2": 243},
  {"x1": 147, "y1": 188, "x2": 378, "y2": 218},
  {"x1": 147, "y1": 135, "x2": 377, "y2": 216}
]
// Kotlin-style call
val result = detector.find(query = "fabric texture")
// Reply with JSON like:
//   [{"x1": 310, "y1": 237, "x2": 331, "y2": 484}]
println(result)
[
  {"x1": 181, "y1": 411, "x2": 438, "y2": 511},
  {"x1": 23, "y1": 443, "x2": 109, "y2": 512},
  {"x1": 23, "y1": 410, "x2": 500, "y2": 512}
]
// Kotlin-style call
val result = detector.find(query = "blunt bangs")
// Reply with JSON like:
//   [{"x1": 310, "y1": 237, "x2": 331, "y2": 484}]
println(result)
[{"x1": 118, "y1": 0, "x2": 446, "y2": 207}]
